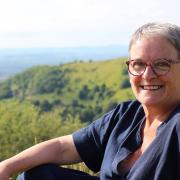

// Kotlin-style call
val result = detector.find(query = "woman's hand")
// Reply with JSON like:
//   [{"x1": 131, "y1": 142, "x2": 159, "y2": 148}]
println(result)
[{"x1": 0, "y1": 162, "x2": 11, "y2": 180}]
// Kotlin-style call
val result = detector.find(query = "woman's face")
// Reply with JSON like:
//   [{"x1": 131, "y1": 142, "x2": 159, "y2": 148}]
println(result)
[{"x1": 129, "y1": 36, "x2": 180, "y2": 108}]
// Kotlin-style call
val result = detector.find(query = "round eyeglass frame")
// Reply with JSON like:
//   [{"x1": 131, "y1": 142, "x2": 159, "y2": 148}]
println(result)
[{"x1": 126, "y1": 58, "x2": 180, "y2": 76}]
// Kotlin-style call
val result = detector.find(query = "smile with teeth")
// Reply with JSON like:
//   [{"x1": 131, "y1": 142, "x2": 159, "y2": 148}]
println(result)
[{"x1": 140, "y1": 85, "x2": 163, "y2": 90}]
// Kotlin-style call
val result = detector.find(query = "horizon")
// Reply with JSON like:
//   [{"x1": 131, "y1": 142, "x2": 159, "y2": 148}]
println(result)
[
  {"x1": 0, "y1": 45, "x2": 128, "y2": 81},
  {"x1": 0, "y1": 45, "x2": 128, "y2": 59},
  {"x1": 0, "y1": 44, "x2": 128, "y2": 50}
]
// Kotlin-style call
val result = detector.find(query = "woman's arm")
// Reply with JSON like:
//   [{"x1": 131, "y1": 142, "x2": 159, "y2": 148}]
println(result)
[{"x1": 0, "y1": 134, "x2": 82, "y2": 179}]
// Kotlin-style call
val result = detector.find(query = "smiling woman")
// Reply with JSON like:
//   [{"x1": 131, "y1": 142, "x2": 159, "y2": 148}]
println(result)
[
  {"x1": 0, "y1": 22, "x2": 180, "y2": 180},
  {"x1": 128, "y1": 23, "x2": 180, "y2": 111}
]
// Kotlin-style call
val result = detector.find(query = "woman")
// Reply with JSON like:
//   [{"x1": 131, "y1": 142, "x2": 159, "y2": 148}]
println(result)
[{"x1": 0, "y1": 22, "x2": 180, "y2": 180}]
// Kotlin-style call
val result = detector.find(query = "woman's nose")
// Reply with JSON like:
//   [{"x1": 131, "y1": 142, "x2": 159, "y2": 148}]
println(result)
[{"x1": 142, "y1": 65, "x2": 157, "y2": 79}]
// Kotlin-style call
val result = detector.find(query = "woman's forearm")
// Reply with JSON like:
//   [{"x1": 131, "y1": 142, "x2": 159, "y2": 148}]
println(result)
[
  {"x1": 0, "y1": 135, "x2": 81, "y2": 178},
  {"x1": 0, "y1": 138, "x2": 61, "y2": 176}
]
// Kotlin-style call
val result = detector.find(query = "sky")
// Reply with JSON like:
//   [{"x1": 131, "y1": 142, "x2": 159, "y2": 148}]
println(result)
[{"x1": 0, "y1": 0, "x2": 179, "y2": 48}]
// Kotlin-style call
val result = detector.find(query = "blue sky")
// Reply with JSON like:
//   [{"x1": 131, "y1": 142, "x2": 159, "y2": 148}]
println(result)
[{"x1": 0, "y1": 0, "x2": 179, "y2": 48}]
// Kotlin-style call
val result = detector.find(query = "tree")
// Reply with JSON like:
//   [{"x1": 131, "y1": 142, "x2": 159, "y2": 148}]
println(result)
[
  {"x1": 79, "y1": 85, "x2": 90, "y2": 100},
  {"x1": 80, "y1": 109, "x2": 94, "y2": 123},
  {"x1": 120, "y1": 78, "x2": 131, "y2": 89},
  {"x1": 0, "y1": 80, "x2": 13, "y2": 99},
  {"x1": 40, "y1": 100, "x2": 53, "y2": 112}
]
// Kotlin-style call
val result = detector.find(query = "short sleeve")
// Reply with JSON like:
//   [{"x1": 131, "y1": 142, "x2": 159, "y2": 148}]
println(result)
[
  {"x1": 73, "y1": 111, "x2": 114, "y2": 172},
  {"x1": 72, "y1": 101, "x2": 135, "y2": 172}
]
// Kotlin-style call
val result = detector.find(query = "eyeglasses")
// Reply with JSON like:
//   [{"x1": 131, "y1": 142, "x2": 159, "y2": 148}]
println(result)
[{"x1": 126, "y1": 58, "x2": 180, "y2": 76}]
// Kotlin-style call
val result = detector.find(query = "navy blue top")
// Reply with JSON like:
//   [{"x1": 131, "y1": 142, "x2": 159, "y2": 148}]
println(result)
[{"x1": 73, "y1": 100, "x2": 180, "y2": 180}]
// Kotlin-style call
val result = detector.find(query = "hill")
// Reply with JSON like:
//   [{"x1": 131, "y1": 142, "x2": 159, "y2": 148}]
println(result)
[
  {"x1": 0, "y1": 58, "x2": 134, "y2": 162},
  {"x1": 0, "y1": 58, "x2": 133, "y2": 121}
]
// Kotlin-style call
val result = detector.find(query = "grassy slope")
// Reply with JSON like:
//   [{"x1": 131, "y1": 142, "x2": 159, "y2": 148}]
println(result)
[{"x1": 59, "y1": 58, "x2": 133, "y2": 105}]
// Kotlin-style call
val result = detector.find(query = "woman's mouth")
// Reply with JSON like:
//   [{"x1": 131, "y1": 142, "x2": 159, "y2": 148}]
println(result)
[{"x1": 140, "y1": 85, "x2": 163, "y2": 90}]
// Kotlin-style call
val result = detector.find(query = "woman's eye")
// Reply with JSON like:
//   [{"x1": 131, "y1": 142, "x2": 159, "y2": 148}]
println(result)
[
  {"x1": 133, "y1": 62, "x2": 145, "y2": 68},
  {"x1": 154, "y1": 61, "x2": 170, "y2": 69}
]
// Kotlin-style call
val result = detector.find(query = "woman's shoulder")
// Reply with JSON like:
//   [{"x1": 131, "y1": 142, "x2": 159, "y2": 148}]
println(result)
[
  {"x1": 112, "y1": 100, "x2": 143, "y2": 121},
  {"x1": 95, "y1": 100, "x2": 143, "y2": 130},
  {"x1": 111, "y1": 100, "x2": 142, "y2": 116}
]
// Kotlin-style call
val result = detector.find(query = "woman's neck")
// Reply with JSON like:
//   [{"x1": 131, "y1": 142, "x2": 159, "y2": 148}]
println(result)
[{"x1": 142, "y1": 104, "x2": 177, "y2": 128}]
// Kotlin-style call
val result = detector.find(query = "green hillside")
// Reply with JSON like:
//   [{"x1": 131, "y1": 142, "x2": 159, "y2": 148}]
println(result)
[
  {"x1": 0, "y1": 58, "x2": 134, "y2": 162},
  {"x1": 0, "y1": 58, "x2": 133, "y2": 119}
]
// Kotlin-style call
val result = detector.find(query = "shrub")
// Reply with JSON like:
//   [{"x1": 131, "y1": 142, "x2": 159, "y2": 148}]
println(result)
[{"x1": 120, "y1": 78, "x2": 131, "y2": 89}]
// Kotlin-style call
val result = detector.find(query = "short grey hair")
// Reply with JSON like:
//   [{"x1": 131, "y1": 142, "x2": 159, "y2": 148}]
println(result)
[{"x1": 129, "y1": 22, "x2": 180, "y2": 59}]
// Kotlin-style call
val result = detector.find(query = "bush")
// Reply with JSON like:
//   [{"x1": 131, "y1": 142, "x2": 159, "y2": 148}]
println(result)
[
  {"x1": 40, "y1": 100, "x2": 53, "y2": 112},
  {"x1": 120, "y1": 78, "x2": 131, "y2": 89},
  {"x1": 79, "y1": 85, "x2": 90, "y2": 100},
  {"x1": 122, "y1": 68, "x2": 128, "y2": 75},
  {"x1": 80, "y1": 109, "x2": 95, "y2": 123},
  {"x1": 0, "y1": 81, "x2": 13, "y2": 99},
  {"x1": 106, "y1": 101, "x2": 118, "y2": 112}
]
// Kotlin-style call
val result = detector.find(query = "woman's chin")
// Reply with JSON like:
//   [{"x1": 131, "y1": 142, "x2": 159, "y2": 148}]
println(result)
[{"x1": 138, "y1": 97, "x2": 163, "y2": 107}]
